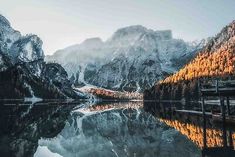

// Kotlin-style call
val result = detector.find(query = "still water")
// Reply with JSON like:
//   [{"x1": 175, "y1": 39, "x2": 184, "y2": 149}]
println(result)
[{"x1": 2, "y1": 100, "x2": 231, "y2": 157}]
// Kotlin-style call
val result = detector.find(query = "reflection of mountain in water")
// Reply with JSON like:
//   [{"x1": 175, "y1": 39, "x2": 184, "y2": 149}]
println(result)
[
  {"x1": 35, "y1": 101, "x2": 200, "y2": 157},
  {"x1": 0, "y1": 100, "x2": 79, "y2": 157},
  {"x1": 2, "y1": 100, "x2": 234, "y2": 157},
  {"x1": 144, "y1": 101, "x2": 235, "y2": 149}
]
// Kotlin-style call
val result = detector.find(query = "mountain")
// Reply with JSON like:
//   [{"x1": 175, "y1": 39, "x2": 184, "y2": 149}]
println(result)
[
  {"x1": 0, "y1": 15, "x2": 85, "y2": 99},
  {"x1": 46, "y1": 25, "x2": 206, "y2": 92},
  {"x1": 144, "y1": 20, "x2": 235, "y2": 101}
]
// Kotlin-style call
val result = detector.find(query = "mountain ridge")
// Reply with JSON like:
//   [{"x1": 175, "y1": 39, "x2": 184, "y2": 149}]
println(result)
[
  {"x1": 0, "y1": 14, "x2": 85, "y2": 99},
  {"x1": 46, "y1": 25, "x2": 206, "y2": 92}
]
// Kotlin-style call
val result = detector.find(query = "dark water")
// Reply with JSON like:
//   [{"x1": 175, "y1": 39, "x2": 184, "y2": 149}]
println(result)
[
  {"x1": 1, "y1": 100, "x2": 225, "y2": 157},
  {"x1": 144, "y1": 101, "x2": 235, "y2": 149}
]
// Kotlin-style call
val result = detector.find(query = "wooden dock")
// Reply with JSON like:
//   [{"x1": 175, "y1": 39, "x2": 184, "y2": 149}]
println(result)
[
  {"x1": 201, "y1": 80, "x2": 235, "y2": 96},
  {"x1": 200, "y1": 80, "x2": 235, "y2": 157},
  {"x1": 175, "y1": 109, "x2": 212, "y2": 116}
]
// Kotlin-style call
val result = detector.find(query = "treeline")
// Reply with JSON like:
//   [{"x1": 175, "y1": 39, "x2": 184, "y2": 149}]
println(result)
[
  {"x1": 144, "y1": 79, "x2": 198, "y2": 101},
  {"x1": 160, "y1": 44, "x2": 235, "y2": 84},
  {"x1": 144, "y1": 21, "x2": 235, "y2": 101},
  {"x1": 86, "y1": 88, "x2": 143, "y2": 100},
  {"x1": 0, "y1": 65, "x2": 67, "y2": 99},
  {"x1": 0, "y1": 62, "x2": 82, "y2": 99},
  {"x1": 144, "y1": 76, "x2": 234, "y2": 101}
]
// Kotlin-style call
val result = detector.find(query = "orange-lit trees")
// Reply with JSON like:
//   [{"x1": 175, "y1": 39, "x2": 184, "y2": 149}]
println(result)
[{"x1": 145, "y1": 21, "x2": 235, "y2": 101}]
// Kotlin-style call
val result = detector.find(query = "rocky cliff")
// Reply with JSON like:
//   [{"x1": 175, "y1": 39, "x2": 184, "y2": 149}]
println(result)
[
  {"x1": 46, "y1": 25, "x2": 206, "y2": 92},
  {"x1": 0, "y1": 14, "x2": 84, "y2": 99}
]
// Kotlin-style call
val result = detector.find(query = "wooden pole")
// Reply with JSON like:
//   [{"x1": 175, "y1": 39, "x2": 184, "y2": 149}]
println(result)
[
  {"x1": 226, "y1": 97, "x2": 231, "y2": 116},
  {"x1": 220, "y1": 97, "x2": 227, "y2": 147},
  {"x1": 226, "y1": 97, "x2": 234, "y2": 148},
  {"x1": 216, "y1": 79, "x2": 218, "y2": 93},
  {"x1": 202, "y1": 97, "x2": 207, "y2": 149}
]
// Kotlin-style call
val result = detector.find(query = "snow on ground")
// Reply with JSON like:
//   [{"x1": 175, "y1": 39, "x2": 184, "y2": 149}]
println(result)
[
  {"x1": 24, "y1": 82, "x2": 42, "y2": 104},
  {"x1": 34, "y1": 146, "x2": 62, "y2": 157}
]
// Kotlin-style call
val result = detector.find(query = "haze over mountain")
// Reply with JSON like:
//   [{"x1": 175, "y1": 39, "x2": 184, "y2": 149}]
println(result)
[
  {"x1": 2, "y1": 0, "x2": 235, "y2": 54},
  {"x1": 46, "y1": 25, "x2": 206, "y2": 92}
]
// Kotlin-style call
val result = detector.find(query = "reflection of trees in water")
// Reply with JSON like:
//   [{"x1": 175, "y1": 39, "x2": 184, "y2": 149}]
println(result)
[
  {"x1": 160, "y1": 119, "x2": 235, "y2": 149},
  {"x1": 88, "y1": 101, "x2": 235, "y2": 149},
  {"x1": 88, "y1": 101, "x2": 143, "y2": 112},
  {"x1": 143, "y1": 101, "x2": 235, "y2": 149}
]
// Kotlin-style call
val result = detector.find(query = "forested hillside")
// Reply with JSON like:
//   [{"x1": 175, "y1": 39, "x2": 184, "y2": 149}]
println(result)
[{"x1": 144, "y1": 21, "x2": 235, "y2": 101}]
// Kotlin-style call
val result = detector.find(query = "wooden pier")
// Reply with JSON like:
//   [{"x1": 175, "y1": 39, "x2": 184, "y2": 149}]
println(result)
[{"x1": 200, "y1": 80, "x2": 235, "y2": 157}]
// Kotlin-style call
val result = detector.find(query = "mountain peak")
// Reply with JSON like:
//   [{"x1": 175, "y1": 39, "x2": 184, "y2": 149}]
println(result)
[
  {"x1": 115, "y1": 25, "x2": 149, "y2": 34},
  {"x1": 0, "y1": 14, "x2": 11, "y2": 27},
  {"x1": 203, "y1": 20, "x2": 235, "y2": 53},
  {"x1": 9, "y1": 34, "x2": 44, "y2": 63},
  {"x1": 111, "y1": 25, "x2": 149, "y2": 39},
  {"x1": 110, "y1": 25, "x2": 172, "y2": 43},
  {"x1": 80, "y1": 37, "x2": 103, "y2": 49},
  {"x1": 81, "y1": 37, "x2": 103, "y2": 45}
]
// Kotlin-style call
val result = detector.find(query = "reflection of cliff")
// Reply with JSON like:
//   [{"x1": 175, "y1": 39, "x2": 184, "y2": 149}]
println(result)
[
  {"x1": 37, "y1": 101, "x2": 201, "y2": 157},
  {"x1": 0, "y1": 101, "x2": 78, "y2": 157},
  {"x1": 160, "y1": 119, "x2": 235, "y2": 149}
]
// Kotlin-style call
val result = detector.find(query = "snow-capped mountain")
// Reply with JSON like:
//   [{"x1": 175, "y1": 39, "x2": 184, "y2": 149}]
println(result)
[
  {"x1": 0, "y1": 15, "x2": 21, "y2": 53},
  {"x1": 0, "y1": 14, "x2": 85, "y2": 99},
  {"x1": 46, "y1": 25, "x2": 206, "y2": 92}
]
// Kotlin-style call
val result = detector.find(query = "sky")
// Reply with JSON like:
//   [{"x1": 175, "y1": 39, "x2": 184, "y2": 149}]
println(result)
[{"x1": 0, "y1": 0, "x2": 235, "y2": 55}]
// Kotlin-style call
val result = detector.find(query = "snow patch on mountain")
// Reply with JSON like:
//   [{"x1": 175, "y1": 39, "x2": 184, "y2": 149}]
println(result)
[
  {"x1": 46, "y1": 25, "x2": 206, "y2": 92},
  {"x1": 10, "y1": 34, "x2": 44, "y2": 63},
  {"x1": 0, "y1": 14, "x2": 87, "y2": 99},
  {"x1": 24, "y1": 82, "x2": 42, "y2": 104},
  {"x1": 0, "y1": 15, "x2": 21, "y2": 53}
]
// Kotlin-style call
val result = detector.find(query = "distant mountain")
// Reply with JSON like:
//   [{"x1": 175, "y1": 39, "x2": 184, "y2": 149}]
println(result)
[
  {"x1": 144, "y1": 20, "x2": 235, "y2": 101},
  {"x1": 46, "y1": 25, "x2": 206, "y2": 92},
  {"x1": 0, "y1": 14, "x2": 85, "y2": 99}
]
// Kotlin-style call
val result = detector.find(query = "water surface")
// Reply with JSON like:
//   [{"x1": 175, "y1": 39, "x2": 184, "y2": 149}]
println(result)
[{"x1": 0, "y1": 100, "x2": 201, "y2": 157}]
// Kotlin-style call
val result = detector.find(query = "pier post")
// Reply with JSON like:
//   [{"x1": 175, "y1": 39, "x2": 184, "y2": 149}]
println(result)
[
  {"x1": 202, "y1": 97, "x2": 207, "y2": 149},
  {"x1": 226, "y1": 97, "x2": 231, "y2": 116},
  {"x1": 220, "y1": 97, "x2": 227, "y2": 147},
  {"x1": 226, "y1": 97, "x2": 234, "y2": 148},
  {"x1": 216, "y1": 79, "x2": 218, "y2": 93}
]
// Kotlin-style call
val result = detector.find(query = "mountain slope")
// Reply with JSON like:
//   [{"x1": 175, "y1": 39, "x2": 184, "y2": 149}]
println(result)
[
  {"x1": 0, "y1": 14, "x2": 84, "y2": 99},
  {"x1": 46, "y1": 25, "x2": 206, "y2": 92},
  {"x1": 144, "y1": 21, "x2": 235, "y2": 101}
]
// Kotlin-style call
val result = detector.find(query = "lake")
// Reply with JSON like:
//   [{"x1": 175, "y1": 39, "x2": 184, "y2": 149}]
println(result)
[{"x1": 0, "y1": 100, "x2": 234, "y2": 157}]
